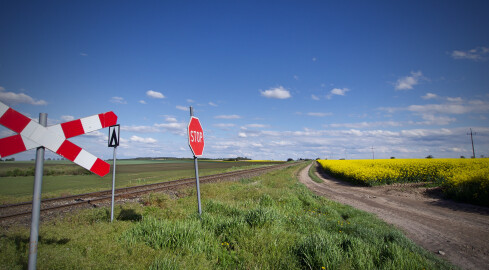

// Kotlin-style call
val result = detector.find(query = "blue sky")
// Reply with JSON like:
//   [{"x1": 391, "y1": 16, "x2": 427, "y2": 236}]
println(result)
[{"x1": 1, "y1": 0, "x2": 488, "y2": 161}]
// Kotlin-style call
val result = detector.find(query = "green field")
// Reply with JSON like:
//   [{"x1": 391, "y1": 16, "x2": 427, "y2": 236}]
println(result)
[
  {"x1": 0, "y1": 159, "x2": 283, "y2": 204},
  {"x1": 0, "y1": 162, "x2": 454, "y2": 269}
]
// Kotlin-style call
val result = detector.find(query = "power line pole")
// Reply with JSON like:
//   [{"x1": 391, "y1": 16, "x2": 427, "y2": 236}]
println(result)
[
  {"x1": 467, "y1": 128, "x2": 477, "y2": 158},
  {"x1": 371, "y1": 146, "x2": 375, "y2": 160}
]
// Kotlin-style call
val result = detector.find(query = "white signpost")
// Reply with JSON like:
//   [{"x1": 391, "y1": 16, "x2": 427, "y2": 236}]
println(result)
[
  {"x1": 0, "y1": 101, "x2": 117, "y2": 270},
  {"x1": 108, "y1": 125, "x2": 120, "y2": 222},
  {"x1": 188, "y1": 107, "x2": 204, "y2": 215}
]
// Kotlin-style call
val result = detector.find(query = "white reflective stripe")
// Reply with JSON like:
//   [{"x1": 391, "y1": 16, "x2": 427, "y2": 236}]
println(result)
[
  {"x1": 80, "y1": 115, "x2": 102, "y2": 133},
  {"x1": 21, "y1": 122, "x2": 64, "y2": 152},
  {"x1": 20, "y1": 121, "x2": 39, "y2": 138},
  {"x1": 74, "y1": 149, "x2": 97, "y2": 170},
  {"x1": 34, "y1": 129, "x2": 64, "y2": 152},
  {"x1": 22, "y1": 136, "x2": 40, "y2": 150},
  {"x1": 47, "y1": 124, "x2": 66, "y2": 139},
  {"x1": 0, "y1": 101, "x2": 8, "y2": 117}
]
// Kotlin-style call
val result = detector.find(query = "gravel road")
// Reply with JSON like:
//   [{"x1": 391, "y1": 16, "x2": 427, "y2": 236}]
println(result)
[{"x1": 299, "y1": 164, "x2": 489, "y2": 270}]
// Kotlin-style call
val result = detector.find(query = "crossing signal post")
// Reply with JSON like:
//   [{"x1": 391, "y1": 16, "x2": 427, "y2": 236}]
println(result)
[
  {"x1": 108, "y1": 125, "x2": 120, "y2": 222},
  {"x1": 0, "y1": 101, "x2": 117, "y2": 269}
]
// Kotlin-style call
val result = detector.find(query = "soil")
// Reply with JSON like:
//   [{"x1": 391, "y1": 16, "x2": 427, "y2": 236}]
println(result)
[{"x1": 298, "y1": 164, "x2": 489, "y2": 270}]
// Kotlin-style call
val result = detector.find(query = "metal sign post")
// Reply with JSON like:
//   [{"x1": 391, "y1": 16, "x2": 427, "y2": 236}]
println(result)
[
  {"x1": 188, "y1": 107, "x2": 203, "y2": 216},
  {"x1": 108, "y1": 125, "x2": 120, "y2": 222},
  {"x1": 28, "y1": 113, "x2": 47, "y2": 270}
]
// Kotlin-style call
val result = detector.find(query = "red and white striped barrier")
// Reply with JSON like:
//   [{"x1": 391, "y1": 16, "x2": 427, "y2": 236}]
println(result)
[{"x1": 0, "y1": 101, "x2": 117, "y2": 177}]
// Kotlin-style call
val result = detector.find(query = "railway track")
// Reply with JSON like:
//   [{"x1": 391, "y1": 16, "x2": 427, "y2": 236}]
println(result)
[{"x1": 0, "y1": 162, "x2": 296, "y2": 223}]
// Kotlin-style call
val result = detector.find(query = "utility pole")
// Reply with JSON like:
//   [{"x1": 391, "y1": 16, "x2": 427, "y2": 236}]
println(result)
[
  {"x1": 371, "y1": 146, "x2": 375, "y2": 160},
  {"x1": 467, "y1": 128, "x2": 477, "y2": 158}
]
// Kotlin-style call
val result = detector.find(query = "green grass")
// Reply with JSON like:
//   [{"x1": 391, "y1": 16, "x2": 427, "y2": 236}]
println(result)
[
  {"x1": 0, "y1": 162, "x2": 456, "y2": 269},
  {"x1": 308, "y1": 161, "x2": 323, "y2": 183},
  {"x1": 0, "y1": 160, "x2": 282, "y2": 204}
]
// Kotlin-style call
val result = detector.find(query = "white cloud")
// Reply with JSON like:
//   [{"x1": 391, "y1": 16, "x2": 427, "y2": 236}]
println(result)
[
  {"x1": 139, "y1": 100, "x2": 147, "y2": 104},
  {"x1": 215, "y1": 114, "x2": 241, "y2": 119},
  {"x1": 0, "y1": 87, "x2": 47, "y2": 105},
  {"x1": 110, "y1": 96, "x2": 127, "y2": 104},
  {"x1": 395, "y1": 71, "x2": 423, "y2": 90},
  {"x1": 209, "y1": 102, "x2": 218, "y2": 107},
  {"x1": 176, "y1": 105, "x2": 189, "y2": 111},
  {"x1": 446, "y1": 97, "x2": 463, "y2": 103},
  {"x1": 422, "y1": 93, "x2": 438, "y2": 100},
  {"x1": 146, "y1": 90, "x2": 165, "y2": 99},
  {"x1": 187, "y1": 99, "x2": 195, "y2": 103},
  {"x1": 80, "y1": 52, "x2": 88, "y2": 56},
  {"x1": 407, "y1": 104, "x2": 471, "y2": 115},
  {"x1": 121, "y1": 125, "x2": 159, "y2": 133},
  {"x1": 451, "y1": 46, "x2": 489, "y2": 61},
  {"x1": 328, "y1": 121, "x2": 403, "y2": 129},
  {"x1": 214, "y1": 123, "x2": 235, "y2": 128},
  {"x1": 130, "y1": 135, "x2": 157, "y2": 144},
  {"x1": 326, "y1": 88, "x2": 349, "y2": 99},
  {"x1": 165, "y1": 116, "x2": 178, "y2": 123},
  {"x1": 260, "y1": 86, "x2": 291, "y2": 99},
  {"x1": 154, "y1": 122, "x2": 187, "y2": 136},
  {"x1": 60, "y1": 115, "x2": 75, "y2": 121},
  {"x1": 238, "y1": 132, "x2": 247, "y2": 138},
  {"x1": 311, "y1": 94, "x2": 320, "y2": 100},
  {"x1": 307, "y1": 112, "x2": 332, "y2": 117},
  {"x1": 245, "y1": 124, "x2": 268, "y2": 128}
]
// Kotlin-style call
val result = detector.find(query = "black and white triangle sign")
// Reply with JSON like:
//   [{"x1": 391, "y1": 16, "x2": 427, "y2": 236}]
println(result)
[{"x1": 108, "y1": 124, "x2": 120, "y2": 147}]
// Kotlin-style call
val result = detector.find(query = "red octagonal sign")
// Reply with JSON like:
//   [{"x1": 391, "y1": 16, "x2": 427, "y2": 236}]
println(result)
[{"x1": 188, "y1": 116, "x2": 204, "y2": 157}]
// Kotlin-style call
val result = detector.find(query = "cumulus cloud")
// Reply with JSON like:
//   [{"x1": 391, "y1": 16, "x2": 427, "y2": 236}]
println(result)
[
  {"x1": 215, "y1": 114, "x2": 241, "y2": 119},
  {"x1": 214, "y1": 123, "x2": 236, "y2": 128},
  {"x1": 110, "y1": 96, "x2": 127, "y2": 104},
  {"x1": 61, "y1": 115, "x2": 75, "y2": 121},
  {"x1": 307, "y1": 112, "x2": 332, "y2": 117},
  {"x1": 451, "y1": 46, "x2": 489, "y2": 61},
  {"x1": 176, "y1": 105, "x2": 189, "y2": 111},
  {"x1": 395, "y1": 71, "x2": 423, "y2": 90},
  {"x1": 0, "y1": 87, "x2": 47, "y2": 105},
  {"x1": 154, "y1": 122, "x2": 187, "y2": 136},
  {"x1": 326, "y1": 88, "x2": 349, "y2": 99},
  {"x1": 130, "y1": 135, "x2": 157, "y2": 144},
  {"x1": 122, "y1": 125, "x2": 159, "y2": 133},
  {"x1": 146, "y1": 90, "x2": 165, "y2": 99},
  {"x1": 422, "y1": 93, "x2": 438, "y2": 100},
  {"x1": 260, "y1": 86, "x2": 291, "y2": 99},
  {"x1": 245, "y1": 124, "x2": 268, "y2": 128}
]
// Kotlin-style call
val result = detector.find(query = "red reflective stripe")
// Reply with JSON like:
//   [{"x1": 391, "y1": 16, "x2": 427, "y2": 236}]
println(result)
[
  {"x1": 0, "y1": 134, "x2": 26, "y2": 157},
  {"x1": 98, "y1": 111, "x2": 117, "y2": 128},
  {"x1": 0, "y1": 108, "x2": 31, "y2": 133},
  {"x1": 61, "y1": 119, "x2": 85, "y2": 139},
  {"x1": 56, "y1": 140, "x2": 82, "y2": 161},
  {"x1": 90, "y1": 158, "x2": 110, "y2": 177}
]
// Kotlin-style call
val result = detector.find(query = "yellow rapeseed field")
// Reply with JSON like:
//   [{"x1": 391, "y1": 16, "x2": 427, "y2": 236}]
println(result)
[{"x1": 317, "y1": 158, "x2": 489, "y2": 206}]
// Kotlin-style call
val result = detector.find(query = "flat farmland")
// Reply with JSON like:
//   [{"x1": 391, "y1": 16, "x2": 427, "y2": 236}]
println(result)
[{"x1": 0, "y1": 160, "x2": 283, "y2": 204}]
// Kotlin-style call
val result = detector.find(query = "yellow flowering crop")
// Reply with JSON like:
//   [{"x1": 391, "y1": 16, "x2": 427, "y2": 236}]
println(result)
[{"x1": 317, "y1": 158, "x2": 489, "y2": 206}]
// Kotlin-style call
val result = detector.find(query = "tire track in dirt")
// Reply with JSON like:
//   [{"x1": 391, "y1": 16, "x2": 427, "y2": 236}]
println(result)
[{"x1": 298, "y1": 164, "x2": 489, "y2": 270}]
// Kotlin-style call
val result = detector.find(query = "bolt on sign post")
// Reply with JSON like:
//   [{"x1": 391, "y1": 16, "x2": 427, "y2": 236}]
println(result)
[
  {"x1": 0, "y1": 101, "x2": 117, "y2": 269},
  {"x1": 188, "y1": 106, "x2": 204, "y2": 215},
  {"x1": 108, "y1": 124, "x2": 120, "y2": 222}
]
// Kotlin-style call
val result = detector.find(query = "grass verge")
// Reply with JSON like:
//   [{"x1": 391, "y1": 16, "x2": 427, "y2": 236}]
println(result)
[
  {"x1": 308, "y1": 161, "x2": 323, "y2": 183},
  {"x1": 0, "y1": 163, "x2": 456, "y2": 269}
]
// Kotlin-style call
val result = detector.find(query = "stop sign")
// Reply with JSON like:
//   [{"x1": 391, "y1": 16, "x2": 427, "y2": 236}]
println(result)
[{"x1": 188, "y1": 116, "x2": 204, "y2": 157}]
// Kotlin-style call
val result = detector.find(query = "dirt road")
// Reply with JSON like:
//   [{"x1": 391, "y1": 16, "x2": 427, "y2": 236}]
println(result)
[{"x1": 298, "y1": 164, "x2": 489, "y2": 270}]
